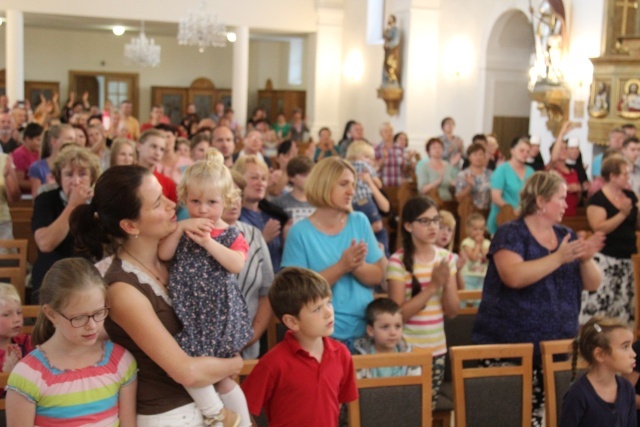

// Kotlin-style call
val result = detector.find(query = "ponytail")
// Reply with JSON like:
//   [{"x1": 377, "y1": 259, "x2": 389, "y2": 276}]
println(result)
[
  {"x1": 570, "y1": 337, "x2": 579, "y2": 383},
  {"x1": 32, "y1": 310, "x2": 55, "y2": 346}
]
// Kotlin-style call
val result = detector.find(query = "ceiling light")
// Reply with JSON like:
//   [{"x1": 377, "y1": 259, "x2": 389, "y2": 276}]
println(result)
[
  {"x1": 178, "y1": 0, "x2": 227, "y2": 52},
  {"x1": 227, "y1": 32, "x2": 236, "y2": 43},
  {"x1": 113, "y1": 25, "x2": 125, "y2": 36},
  {"x1": 124, "y1": 22, "x2": 161, "y2": 67}
]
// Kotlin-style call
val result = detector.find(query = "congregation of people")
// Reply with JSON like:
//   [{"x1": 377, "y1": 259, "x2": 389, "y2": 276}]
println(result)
[{"x1": 3, "y1": 92, "x2": 640, "y2": 427}]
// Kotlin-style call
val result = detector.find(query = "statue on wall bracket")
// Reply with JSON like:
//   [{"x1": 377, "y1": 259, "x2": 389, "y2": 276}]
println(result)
[{"x1": 378, "y1": 14, "x2": 403, "y2": 116}]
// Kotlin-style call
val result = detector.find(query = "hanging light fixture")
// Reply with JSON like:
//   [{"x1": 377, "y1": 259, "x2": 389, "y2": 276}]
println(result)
[
  {"x1": 178, "y1": 0, "x2": 227, "y2": 52},
  {"x1": 124, "y1": 21, "x2": 161, "y2": 67}
]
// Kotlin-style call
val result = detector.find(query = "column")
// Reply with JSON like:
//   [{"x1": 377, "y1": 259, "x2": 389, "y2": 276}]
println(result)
[
  {"x1": 307, "y1": 3, "x2": 344, "y2": 137},
  {"x1": 232, "y1": 25, "x2": 249, "y2": 129},
  {"x1": 393, "y1": 0, "x2": 441, "y2": 151},
  {"x1": 6, "y1": 10, "x2": 25, "y2": 105}
]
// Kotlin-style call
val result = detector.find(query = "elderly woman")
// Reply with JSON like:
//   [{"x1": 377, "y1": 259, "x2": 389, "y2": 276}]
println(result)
[
  {"x1": 472, "y1": 171, "x2": 604, "y2": 426},
  {"x1": 71, "y1": 166, "x2": 242, "y2": 425},
  {"x1": 29, "y1": 124, "x2": 76, "y2": 198},
  {"x1": 455, "y1": 142, "x2": 493, "y2": 213},
  {"x1": 580, "y1": 155, "x2": 640, "y2": 325},
  {"x1": 233, "y1": 155, "x2": 289, "y2": 272},
  {"x1": 31, "y1": 146, "x2": 100, "y2": 302},
  {"x1": 487, "y1": 136, "x2": 534, "y2": 234},
  {"x1": 417, "y1": 138, "x2": 458, "y2": 203},
  {"x1": 281, "y1": 157, "x2": 386, "y2": 352}
]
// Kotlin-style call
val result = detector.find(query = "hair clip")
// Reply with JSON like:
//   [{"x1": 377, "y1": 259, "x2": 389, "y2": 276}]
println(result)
[{"x1": 594, "y1": 323, "x2": 602, "y2": 333}]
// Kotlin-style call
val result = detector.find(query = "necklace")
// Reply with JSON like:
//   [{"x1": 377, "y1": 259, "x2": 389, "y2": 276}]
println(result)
[{"x1": 120, "y1": 246, "x2": 166, "y2": 286}]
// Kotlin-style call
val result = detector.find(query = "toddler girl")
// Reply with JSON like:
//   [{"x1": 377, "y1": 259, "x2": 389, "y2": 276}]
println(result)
[
  {"x1": 0, "y1": 283, "x2": 32, "y2": 375},
  {"x1": 437, "y1": 210, "x2": 466, "y2": 290},
  {"x1": 159, "y1": 150, "x2": 252, "y2": 427},
  {"x1": 459, "y1": 213, "x2": 490, "y2": 294},
  {"x1": 387, "y1": 196, "x2": 460, "y2": 405},
  {"x1": 6, "y1": 258, "x2": 137, "y2": 426},
  {"x1": 560, "y1": 316, "x2": 636, "y2": 426}
]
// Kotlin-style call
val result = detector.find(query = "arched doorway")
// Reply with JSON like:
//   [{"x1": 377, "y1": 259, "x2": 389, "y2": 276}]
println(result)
[{"x1": 484, "y1": 10, "x2": 535, "y2": 153}]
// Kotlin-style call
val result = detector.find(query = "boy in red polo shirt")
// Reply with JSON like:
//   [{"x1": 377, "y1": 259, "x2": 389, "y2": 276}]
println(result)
[{"x1": 241, "y1": 267, "x2": 358, "y2": 427}]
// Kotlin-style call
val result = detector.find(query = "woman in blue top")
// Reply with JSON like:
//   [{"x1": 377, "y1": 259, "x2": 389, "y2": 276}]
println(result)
[
  {"x1": 281, "y1": 157, "x2": 386, "y2": 352},
  {"x1": 472, "y1": 171, "x2": 604, "y2": 427},
  {"x1": 487, "y1": 136, "x2": 535, "y2": 234}
]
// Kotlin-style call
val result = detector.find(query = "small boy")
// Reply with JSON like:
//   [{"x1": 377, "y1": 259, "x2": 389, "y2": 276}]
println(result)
[
  {"x1": 460, "y1": 213, "x2": 490, "y2": 297},
  {"x1": 241, "y1": 267, "x2": 358, "y2": 427},
  {"x1": 345, "y1": 140, "x2": 390, "y2": 256},
  {"x1": 273, "y1": 156, "x2": 316, "y2": 223},
  {"x1": 353, "y1": 298, "x2": 420, "y2": 379}
]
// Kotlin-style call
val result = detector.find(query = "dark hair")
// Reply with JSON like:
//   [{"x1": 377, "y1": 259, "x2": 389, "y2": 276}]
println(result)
[
  {"x1": 72, "y1": 124, "x2": 88, "y2": 143},
  {"x1": 426, "y1": 137, "x2": 444, "y2": 153},
  {"x1": 510, "y1": 136, "x2": 531, "y2": 149},
  {"x1": 32, "y1": 258, "x2": 105, "y2": 346},
  {"x1": 621, "y1": 123, "x2": 637, "y2": 131},
  {"x1": 318, "y1": 127, "x2": 330, "y2": 136},
  {"x1": 401, "y1": 196, "x2": 439, "y2": 297},
  {"x1": 71, "y1": 165, "x2": 150, "y2": 260},
  {"x1": 570, "y1": 315, "x2": 630, "y2": 382},
  {"x1": 154, "y1": 123, "x2": 178, "y2": 135},
  {"x1": 441, "y1": 117, "x2": 454, "y2": 130},
  {"x1": 277, "y1": 140, "x2": 295, "y2": 156},
  {"x1": 471, "y1": 134, "x2": 487, "y2": 144},
  {"x1": 365, "y1": 298, "x2": 401, "y2": 326},
  {"x1": 269, "y1": 267, "x2": 332, "y2": 322},
  {"x1": 622, "y1": 136, "x2": 640, "y2": 148},
  {"x1": 466, "y1": 142, "x2": 486, "y2": 157},
  {"x1": 342, "y1": 120, "x2": 357, "y2": 140},
  {"x1": 393, "y1": 132, "x2": 408, "y2": 144},
  {"x1": 286, "y1": 155, "x2": 314, "y2": 177},
  {"x1": 23, "y1": 122, "x2": 44, "y2": 140},
  {"x1": 190, "y1": 132, "x2": 212, "y2": 149},
  {"x1": 601, "y1": 155, "x2": 628, "y2": 181}
]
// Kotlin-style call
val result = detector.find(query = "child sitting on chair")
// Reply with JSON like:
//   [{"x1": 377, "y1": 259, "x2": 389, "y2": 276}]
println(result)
[
  {"x1": 353, "y1": 298, "x2": 421, "y2": 379},
  {"x1": 0, "y1": 283, "x2": 33, "y2": 375},
  {"x1": 241, "y1": 267, "x2": 358, "y2": 427}
]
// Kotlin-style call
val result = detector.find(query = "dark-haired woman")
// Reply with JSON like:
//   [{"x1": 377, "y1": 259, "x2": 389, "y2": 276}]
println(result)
[
  {"x1": 388, "y1": 196, "x2": 458, "y2": 404},
  {"x1": 71, "y1": 165, "x2": 242, "y2": 425}
]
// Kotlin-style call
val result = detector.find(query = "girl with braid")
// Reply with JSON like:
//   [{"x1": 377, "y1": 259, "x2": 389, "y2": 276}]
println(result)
[
  {"x1": 387, "y1": 196, "x2": 459, "y2": 405},
  {"x1": 560, "y1": 316, "x2": 636, "y2": 427}
]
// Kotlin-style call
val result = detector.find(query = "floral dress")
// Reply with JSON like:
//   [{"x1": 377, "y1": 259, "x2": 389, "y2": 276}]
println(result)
[{"x1": 169, "y1": 226, "x2": 252, "y2": 358}]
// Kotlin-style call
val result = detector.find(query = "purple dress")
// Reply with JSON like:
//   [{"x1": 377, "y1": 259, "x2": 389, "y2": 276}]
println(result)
[{"x1": 169, "y1": 226, "x2": 252, "y2": 358}]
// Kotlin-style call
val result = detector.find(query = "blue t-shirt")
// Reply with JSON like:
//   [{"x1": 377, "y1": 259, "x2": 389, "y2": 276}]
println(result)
[
  {"x1": 28, "y1": 159, "x2": 51, "y2": 185},
  {"x1": 472, "y1": 218, "x2": 582, "y2": 362},
  {"x1": 591, "y1": 153, "x2": 603, "y2": 178},
  {"x1": 240, "y1": 208, "x2": 283, "y2": 272},
  {"x1": 559, "y1": 374, "x2": 636, "y2": 427},
  {"x1": 281, "y1": 212, "x2": 384, "y2": 341},
  {"x1": 487, "y1": 162, "x2": 534, "y2": 234}
]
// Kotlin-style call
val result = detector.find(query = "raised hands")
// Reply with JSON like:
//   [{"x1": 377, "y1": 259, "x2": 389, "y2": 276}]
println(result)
[
  {"x1": 556, "y1": 232, "x2": 605, "y2": 264},
  {"x1": 430, "y1": 259, "x2": 450, "y2": 289}
]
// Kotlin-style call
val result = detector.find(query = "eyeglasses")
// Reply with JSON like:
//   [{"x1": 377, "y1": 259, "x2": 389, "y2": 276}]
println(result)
[
  {"x1": 413, "y1": 216, "x2": 442, "y2": 226},
  {"x1": 57, "y1": 307, "x2": 110, "y2": 328}
]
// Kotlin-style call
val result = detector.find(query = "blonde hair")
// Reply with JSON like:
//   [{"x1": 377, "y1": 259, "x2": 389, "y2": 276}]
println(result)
[
  {"x1": 439, "y1": 210, "x2": 456, "y2": 251},
  {"x1": 33, "y1": 258, "x2": 106, "y2": 346},
  {"x1": 110, "y1": 138, "x2": 137, "y2": 167},
  {"x1": 305, "y1": 157, "x2": 356, "y2": 209},
  {"x1": 178, "y1": 148, "x2": 240, "y2": 208},
  {"x1": 519, "y1": 171, "x2": 566, "y2": 218},
  {"x1": 232, "y1": 155, "x2": 269, "y2": 176},
  {"x1": 0, "y1": 282, "x2": 21, "y2": 307},
  {"x1": 345, "y1": 140, "x2": 375, "y2": 161},
  {"x1": 52, "y1": 145, "x2": 101, "y2": 186}
]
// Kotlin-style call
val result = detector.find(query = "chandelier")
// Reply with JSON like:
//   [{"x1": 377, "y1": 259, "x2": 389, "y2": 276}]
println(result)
[
  {"x1": 178, "y1": 0, "x2": 227, "y2": 52},
  {"x1": 124, "y1": 22, "x2": 161, "y2": 67}
]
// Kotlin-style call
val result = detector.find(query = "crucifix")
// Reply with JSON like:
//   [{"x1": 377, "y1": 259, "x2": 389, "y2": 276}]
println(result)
[{"x1": 615, "y1": 0, "x2": 639, "y2": 36}]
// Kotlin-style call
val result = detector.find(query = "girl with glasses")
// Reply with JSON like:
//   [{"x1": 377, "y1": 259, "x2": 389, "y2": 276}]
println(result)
[
  {"x1": 387, "y1": 195, "x2": 460, "y2": 406},
  {"x1": 6, "y1": 258, "x2": 137, "y2": 426}
]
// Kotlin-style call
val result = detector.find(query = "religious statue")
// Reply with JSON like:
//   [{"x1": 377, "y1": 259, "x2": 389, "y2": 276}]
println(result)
[
  {"x1": 618, "y1": 79, "x2": 640, "y2": 119},
  {"x1": 382, "y1": 15, "x2": 401, "y2": 87},
  {"x1": 588, "y1": 80, "x2": 610, "y2": 118},
  {"x1": 530, "y1": 0, "x2": 565, "y2": 84}
]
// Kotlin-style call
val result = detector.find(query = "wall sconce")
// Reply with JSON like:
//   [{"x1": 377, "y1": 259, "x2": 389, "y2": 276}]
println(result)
[
  {"x1": 343, "y1": 49, "x2": 365, "y2": 83},
  {"x1": 112, "y1": 26, "x2": 125, "y2": 36}
]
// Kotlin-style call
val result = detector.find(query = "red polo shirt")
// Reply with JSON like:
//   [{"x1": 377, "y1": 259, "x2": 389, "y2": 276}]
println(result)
[
  {"x1": 241, "y1": 331, "x2": 358, "y2": 427},
  {"x1": 153, "y1": 170, "x2": 178, "y2": 203}
]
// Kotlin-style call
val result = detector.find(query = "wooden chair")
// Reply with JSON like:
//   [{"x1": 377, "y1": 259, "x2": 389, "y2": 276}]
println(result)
[
  {"x1": 450, "y1": 343, "x2": 533, "y2": 427},
  {"x1": 0, "y1": 371, "x2": 9, "y2": 410},
  {"x1": 349, "y1": 350, "x2": 433, "y2": 427},
  {"x1": 21, "y1": 305, "x2": 40, "y2": 335},
  {"x1": 0, "y1": 239, "x2": 28, "y2": 302},
  {"x1": 540, "y1": 339, "x2": 588, "y2": 427},
  {"x1": 634, "y1": 254, "x2": 640, "y2": 339}
]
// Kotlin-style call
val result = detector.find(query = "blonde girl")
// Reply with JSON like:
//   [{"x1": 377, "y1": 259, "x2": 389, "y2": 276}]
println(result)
[
  {"x1": 436, "y1": 210, "x2": 466, "y2": 290},
  {"x1": 6, "y1": 258, "x2": 137, "y2": 426},
  {"x1": 109, "y1": 138, "x2": 137, "y2": 167},
  {"x1": 560, "y1": 316, "x2": 636, "y2": 426},
  {"x1": 388, "y1": 196, "x2": 459, "y2": 405},
  {"x1": 0, "y1": 283, "x2": 32, "y2": 374},
  {"x1": 158, "y1": 150, "x2": 252, "y2": 427}
]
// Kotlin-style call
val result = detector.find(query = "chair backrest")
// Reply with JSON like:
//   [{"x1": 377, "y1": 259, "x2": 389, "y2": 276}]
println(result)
[
  {"x1": 443, "y1": 290, "x2": 481, "y2": 382},
  {"x1": 21, "y1": 305, "x2": 41, "y2": 335},
  {"x1": 0, "y1": 239, "x2": 28, "y2": 302},
  {"x1": 450, "y1": 343, "x2": 533, "y2": 427},
  {"x1": 540, "y1": 339, "x2": 588, "y2": 427},
  {"x1": 349, "y1": 350, "x2": 433, "y2": 427},
  {"x1": 634, "y1": 254, "x2": 640, "y2": 340}
]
